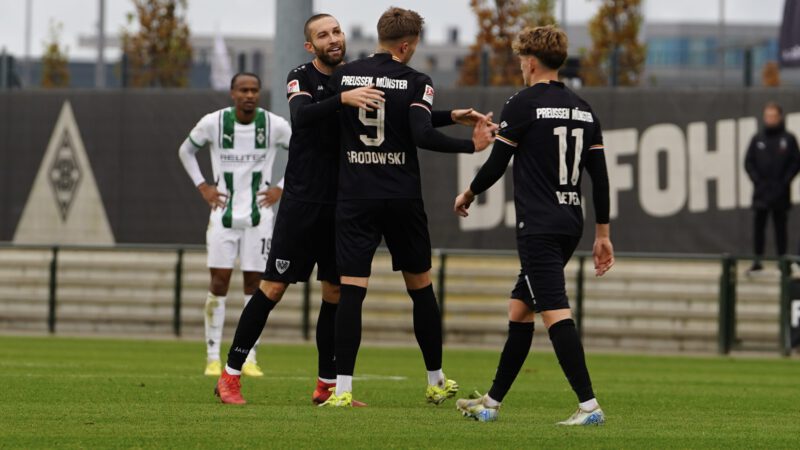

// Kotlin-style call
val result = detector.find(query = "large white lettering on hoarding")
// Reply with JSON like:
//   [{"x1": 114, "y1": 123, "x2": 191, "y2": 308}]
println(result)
[{"x1": 459, "y1": 113, "x2": 800, "y2": 231}]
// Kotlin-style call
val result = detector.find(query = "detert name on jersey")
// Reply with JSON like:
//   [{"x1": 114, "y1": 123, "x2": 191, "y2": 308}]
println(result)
[
  {"x1": 536, "y1": 108, "x2": 594, "y2": 123},
  {"x1": 340, "y1": 76, "x2": 408, "y2": 90},
  {"x1": 347, "y1": 151, "x2": 406, "y2": 165},
  {"x1": 557, "y1": 191, "x2": 582, "y2": 206}
]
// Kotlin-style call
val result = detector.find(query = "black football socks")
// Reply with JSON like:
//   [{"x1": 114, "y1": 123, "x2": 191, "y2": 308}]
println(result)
[
  {"x1": 334, "y1": 285, "x2": 367, "y2": 378},
  {"x1": 225, "y1": 288, "x2": 277, "y2": 373},
  {"x1": 548, "y1": 318, "x2": 595, "y2": 402},
  {"x1": 316, "y1": 299, "x2": 338, "y2": 380},
  {"x1": 408, "y1": 284, "x2": 443, "y2": 372},
  {"x1": 487, "y1": 321, "x2": 534, "y2": 403}
]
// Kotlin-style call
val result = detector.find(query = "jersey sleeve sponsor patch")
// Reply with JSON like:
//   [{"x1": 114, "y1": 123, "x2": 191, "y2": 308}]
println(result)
[
  {"x1": 422, "y1": 84, "x2": 435, "y2": 105},
  {"x1": 287, "y1": 79, "x2": 300, "y2": 94}
]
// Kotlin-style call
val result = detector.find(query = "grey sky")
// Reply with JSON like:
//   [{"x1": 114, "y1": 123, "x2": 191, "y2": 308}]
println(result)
[{"x1": 0, "y1": 0, "x2": 787, "y2": 60}]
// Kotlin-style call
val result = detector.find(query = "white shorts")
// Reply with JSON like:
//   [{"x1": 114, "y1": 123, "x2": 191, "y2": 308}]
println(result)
[{"x1": 206, "y1": 208, "x2": 275, "y2": 272}]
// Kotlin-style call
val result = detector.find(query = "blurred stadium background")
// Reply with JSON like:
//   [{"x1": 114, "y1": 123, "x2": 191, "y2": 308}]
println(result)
[{"x1": 2, "y1": 0, "x2": 800, "y2": 362}]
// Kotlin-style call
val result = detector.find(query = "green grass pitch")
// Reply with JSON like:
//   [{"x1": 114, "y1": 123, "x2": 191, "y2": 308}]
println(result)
[{"x1": 0, "y1": 335, "x2": 798, "y2": 449}]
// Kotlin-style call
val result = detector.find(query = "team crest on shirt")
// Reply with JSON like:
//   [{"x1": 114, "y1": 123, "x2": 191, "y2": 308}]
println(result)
[
  {"x1": 256, "y1": 128, "x2": 266, "y2": 145},
  {"x1": 422, "y1": 84, "x2": 434, "y2": 104},
  {"x1": 287, "y1": 79, "x2": 300, "y2": 94},
  {"x1": 276, "y1": 259, "x2": 290, "y2": 274}
]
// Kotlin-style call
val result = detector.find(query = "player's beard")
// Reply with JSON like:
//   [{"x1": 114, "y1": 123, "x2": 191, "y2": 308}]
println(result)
[{"x1": 315, "y1": 41, "x2": 346, "y2": 67}]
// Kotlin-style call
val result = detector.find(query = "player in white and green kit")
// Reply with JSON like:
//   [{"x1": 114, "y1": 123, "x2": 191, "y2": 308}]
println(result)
[{"x1": 178, "y1": 72, "x2": 291, "y2": 377}]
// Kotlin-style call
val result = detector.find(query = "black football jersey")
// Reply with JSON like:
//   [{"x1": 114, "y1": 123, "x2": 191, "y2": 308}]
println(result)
[
  {"x1": 283, "y1": 62, "x2": 340, "y2": 204},
  {"x1": 329, "y1": 53, "x2": 437, "y2": 200},
  {"x1": 496, "y1": 81, "x2": 604, "y2": 237}
]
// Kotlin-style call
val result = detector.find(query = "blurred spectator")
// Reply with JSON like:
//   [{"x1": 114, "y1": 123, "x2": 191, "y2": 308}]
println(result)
[{"x1": 745, "y1": 102, "x2": 800, "y2": 273}]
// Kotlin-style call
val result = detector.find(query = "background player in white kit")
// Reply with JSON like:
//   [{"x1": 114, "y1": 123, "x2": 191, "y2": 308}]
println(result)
[{"x1": 178, "y1": 72, "x2": 291, "y2": 377}]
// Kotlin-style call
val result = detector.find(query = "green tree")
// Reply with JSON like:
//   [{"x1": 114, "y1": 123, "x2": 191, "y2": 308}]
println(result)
[
  {"x1": 121, "y1": 0, "x2": 193, "y2": 87},
  {"x1": 459, "y1": 0, "x2": 557, "y2": 86},
  {"x1": 41, "y1": 20, "x2": 70, "y2": 88},
  {"x1": 581, "y1": 0, "x2": 645, "y2": 86}
]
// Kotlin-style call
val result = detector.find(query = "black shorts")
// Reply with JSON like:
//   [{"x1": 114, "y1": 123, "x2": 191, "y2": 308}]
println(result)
[
  {"x1": 263, "y1": 198, "x2": 339, "y2": 284},
  {"x1": 336, "y1": 199, "x2": 432, "y2": 278},
  {"x1": 510, "y1": 234, "x2": 580, "y2": 313}
]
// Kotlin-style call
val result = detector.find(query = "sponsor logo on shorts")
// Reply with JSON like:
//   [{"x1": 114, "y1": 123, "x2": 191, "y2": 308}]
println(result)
[{"x1": 276, "y1": 259, "x2": 290, "y2": 274}]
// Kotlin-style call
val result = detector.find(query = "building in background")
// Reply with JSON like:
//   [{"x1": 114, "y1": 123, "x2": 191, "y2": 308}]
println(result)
[{"x1": 1, "y1": 21, "x2": 792, "y2": 90}]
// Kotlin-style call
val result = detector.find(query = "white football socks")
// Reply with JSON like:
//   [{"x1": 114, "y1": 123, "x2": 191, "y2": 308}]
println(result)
[
  {"x1": 243, "y1": 294, "x2": 259, "y2": 363},
  {"x1": 336, "y1": 375, "x2": 353, "y2": 395},
  {"x1": 580, "y1": 398, "x2": 599, "y2": 412},
  {"x1": 204, "y1": 292, "x2": 226, "y2": 361},
  {"x1": 427, "y1": 369, "x2": 445, "y2": 387},
  {"x1": 484, "y1": 395, "x2": 501, "y2": 408},
  {"x1": 319, "y1": 377, "x2": 336, "y2": 384},
  {"x1": 224, "y1": 365, "x2": 242, "y2": 376}
]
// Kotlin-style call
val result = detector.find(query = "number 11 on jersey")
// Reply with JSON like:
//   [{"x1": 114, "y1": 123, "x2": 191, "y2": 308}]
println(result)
[{"x1": 554, "y1": 126, "x2": 583, "y2": 186}]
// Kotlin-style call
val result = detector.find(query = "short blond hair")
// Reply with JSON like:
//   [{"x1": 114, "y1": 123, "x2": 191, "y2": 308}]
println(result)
[
  {"x1": 512, "y1": 25, "x2": 568, "y2": 70},
  {"x1": 377, "y1": 7, "x2": 424, "y2": 43}
]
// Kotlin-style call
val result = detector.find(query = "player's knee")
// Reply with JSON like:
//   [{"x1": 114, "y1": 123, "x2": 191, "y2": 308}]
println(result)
[
  {"x1": 508, "y1": 299, "x2": 535, "y2": 322},
  {"x1": 321, "y1": 282, "x2": 340, "y2": 303},
  {"x1": 209, "y1": 278, "x2": 230, "y2": 296},
  {"x1": 259, "y1": 280, "x2": 287, "y2": 302},
  {"x1": 541, "y1": 309, "x2": 572, "y2": 329},
  {"x1": 402, "y1": 271, "x2": 431, "y2": 290}
]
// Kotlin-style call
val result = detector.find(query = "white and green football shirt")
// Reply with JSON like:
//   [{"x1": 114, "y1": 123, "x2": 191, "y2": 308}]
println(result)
[{"x1": 188, "y1": 107, "x2": 291, "y2": 229}]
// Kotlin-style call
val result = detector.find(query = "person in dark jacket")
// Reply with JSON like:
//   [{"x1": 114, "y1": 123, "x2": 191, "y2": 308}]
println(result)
[{"x1": 745, "y1": 102, "x2": 800, "y2": 272}]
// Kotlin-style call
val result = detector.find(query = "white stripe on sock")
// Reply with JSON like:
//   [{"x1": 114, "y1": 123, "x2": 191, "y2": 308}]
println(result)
[{"x1": 336, "y1": 375, "x2": 352, "y2": 395}]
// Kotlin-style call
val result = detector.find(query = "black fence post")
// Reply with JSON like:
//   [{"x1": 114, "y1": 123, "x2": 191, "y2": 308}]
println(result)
[
  {"x1": 47, "y1": 246, "x2": 59, "y2": 334},
  {"x1": 779, "y1": 257, "x2": 791, "y2": 357},
  {"x1": 718, "y1": 256, "x2": 737, "y2": 355},
  {"x1": 302, "y1": 281, "x2": 311, "y2": 341},
  {"x1": 173, "y1": 248, "x2": 184, "y2": 337},
  {"x1": 575, "y1": 255, "x2": 586, "y2": 338},
  {"x1": 437, "y1": 250, "x2": 447, "y2": 343}
]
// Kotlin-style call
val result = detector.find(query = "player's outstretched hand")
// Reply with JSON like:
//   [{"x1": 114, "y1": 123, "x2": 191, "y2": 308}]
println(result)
[
  {"x1": 341, "y1": 85, "x2": 385, "y2": 112},
  {"x1": 592, "y1": 236, "x2": 615, "y2": 277},
  {"x1": 451, "y1": 108, "x2": 490, "y2": 127},
  {"x1": 471, "y1": 112, "x2": 497, "y2": 152},
  {"x1": 198, "y1": 183, "x2": 228, "y2": 210},
  {"x1": 258, "y1": 186, "x2": 283, "y2": 207},
  {"x1": 454, "y1": 189, "x2": 475, "y2": 217}
]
